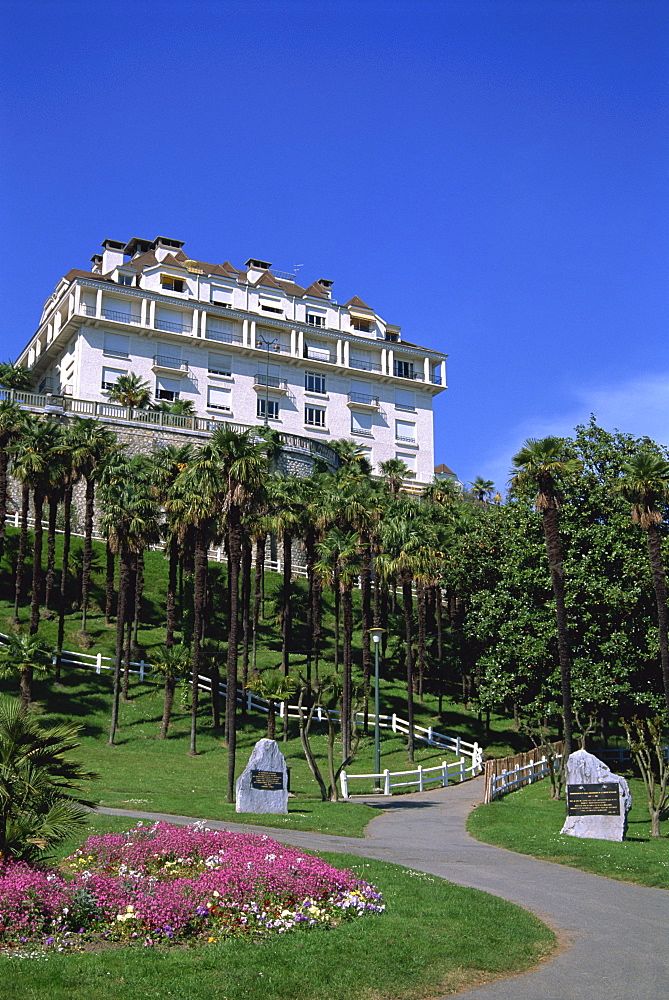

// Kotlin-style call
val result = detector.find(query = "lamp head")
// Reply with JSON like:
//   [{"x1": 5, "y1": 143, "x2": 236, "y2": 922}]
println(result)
[{"x1": 368, "y1": 627, "x2": 385, "y2": 644}]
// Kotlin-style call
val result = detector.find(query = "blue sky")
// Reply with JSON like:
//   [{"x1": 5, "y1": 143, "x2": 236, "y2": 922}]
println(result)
[{"x1": 1, "y1": 0, "x2": 666, "y2": 492}]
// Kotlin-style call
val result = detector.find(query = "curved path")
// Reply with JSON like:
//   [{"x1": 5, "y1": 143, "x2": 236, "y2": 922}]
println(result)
[{"x1": 99, "y1": 778, "x2": 668, "y2": 1000}]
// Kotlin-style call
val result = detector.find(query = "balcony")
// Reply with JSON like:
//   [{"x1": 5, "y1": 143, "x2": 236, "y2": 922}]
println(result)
[
  {"x1": 396, "y1": 434, "x2": 417, "y2": 444},
  {"x1": 152, "y1": 355, "x2": 190, "y2": 376},
  {"x1": 395, "y1": 402, "x2": 416, "y2": 412},
  {"x1": 347, "y1": 392, "x2": 380, "y2": 410},
  {"x1": 155, "y1": 318, "x2": 192, "y2": 335},
  {"x1": 206, "y1": 327, "x2": 243, "y2": 345},
  {"x1": 80, "y1": 303, "x2": 96, "y2": 317},
  {"x1": 349, "y1": 357, "x2": 382, "y2": 373},
  {"x1": 254, "y1": 373, "x2": 288, "y2": 392}
]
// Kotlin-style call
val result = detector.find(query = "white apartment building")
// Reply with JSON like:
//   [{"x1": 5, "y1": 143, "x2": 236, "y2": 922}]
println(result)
[{"x1": 17, "y1": 237, "x2": 447, "y2": 481}]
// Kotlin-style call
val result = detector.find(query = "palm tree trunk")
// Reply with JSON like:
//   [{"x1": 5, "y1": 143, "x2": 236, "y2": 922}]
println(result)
[
  {"x1": 56, "y1": 482, "x2": 73, "y2": 675},
  {"x1": 416, "y1": 582, "x2": 427, "y2": 700},
  {"x1": 160, "y1": 674, "x2": 176, "y2": 739},
  {"x1": 109, "y1": 551, "x2": 130, "y2": 744},
  {"x1": 333, "y1": 564, "x2": 341, "y2": 675},
  {"x1": 360, "y1": 534, "x2": 372, "y2": 734},
  {"x1": 402, "y1": 574, "x2": 415, "y2": 762},
  {"x1": 226, "y1": 514, "x2": 242, "y2": 802},
  {"x1": 80, "y1": 476, "x2": 95, "y2": 634},
  {"x1": 122, "y1": 557, "x2": 137, "y2": 701},
  {"x1": 105, "y1": 539, "x2": 115, "y2": 625},
  {"x1": 541, "y1": 504, "x2": 573, "y2": 756},
  {"x1": 281, "y1": 531, "x2": 292, "y2": 677},
  {"x1": 251, "y1": 533, "x2": 266, "y2": 675},
  {"x1": 646, "y1": 524, "x2": 669, "y2": 714},
  {"x1": 29, "y1": 489, "x2": 45, "y2": 635},
  {"x1": 165, "y1": 534, "x2": 178, "y2": 647},
  {"x1": 190, "y1": 525, "x2": 209, "y2": 756},
  {"x1": 0, "y1": 444, "x2": 9, "y2": 562},
  {"x1": 267, "y1": 698, "x2": 276, "y2": 740},
  {"x1": 341, "y1": 585, "x2": 353, "y2": 759},
  {"x1": 241, "y1": 536, "x2": 252, "y2": 698},
  {"x1": 131, "y1": 551, "x2": 144, "y2": 652},
  {"x1": 12, "y1": 485, "x2": 30, "y2": 622},
  {"x1": 43, "y1": 495, "x2": 58, "y2": 617}
]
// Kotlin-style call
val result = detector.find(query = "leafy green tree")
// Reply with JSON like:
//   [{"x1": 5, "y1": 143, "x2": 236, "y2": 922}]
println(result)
[
  {"x1": 511, "y1": 437, "x2": 583, "y2": 755},
  {"x1": 0, "y1": 699, "x2": 96, "y2": 862},
  {"x1": 0, "y1": 398, "x2": 25, "y2": 562},
  {"x1": 623, "y1": 715, "x2": 669, "y2": 837},
  {"x1": 0, "y1": 362, "x2": 32, "y2": 391},
  {"x1": 246, "y1": 670, "x2": 297, "y2": 740},
  {"x1": 618, "y1": 452, "x2": 669, "y2": 715}
]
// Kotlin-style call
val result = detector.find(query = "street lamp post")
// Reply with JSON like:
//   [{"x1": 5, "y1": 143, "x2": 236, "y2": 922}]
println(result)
[
  {"x1": 255, "y1": 334, "x2": 280, "y2": 426},
  {"x1": 368, "y1": 627, "x2": 385, "y2": 790}
]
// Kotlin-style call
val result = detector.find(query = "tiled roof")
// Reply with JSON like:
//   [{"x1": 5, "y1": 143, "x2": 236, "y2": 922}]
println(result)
[
  {"x1": 344, "y1": 295, "x2": 373, "y2": 311},
  {"x1": 303, "y1": 281, "x2": 330, "y2": 300}
]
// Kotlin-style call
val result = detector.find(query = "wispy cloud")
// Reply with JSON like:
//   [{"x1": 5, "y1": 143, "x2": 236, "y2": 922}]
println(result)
[{"x1": 475, "y1": 372, "x2": 669, "y2": 493}]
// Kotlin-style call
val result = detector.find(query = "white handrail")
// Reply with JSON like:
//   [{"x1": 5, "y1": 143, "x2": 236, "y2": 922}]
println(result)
[
  {"x1": 340, "y1": 750, "x2": 483, "y2": 799},
  {"x1": 486, "y1": 754, "x2": 563, "y2": 801}
]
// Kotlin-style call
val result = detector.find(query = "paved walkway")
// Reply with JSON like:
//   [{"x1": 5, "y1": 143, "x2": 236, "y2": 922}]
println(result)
[{"x1": 98, "y1": 778, "x2": 668, "y2": 1000}]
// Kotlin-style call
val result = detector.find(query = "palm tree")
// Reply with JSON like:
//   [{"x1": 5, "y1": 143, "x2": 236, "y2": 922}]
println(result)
[
  {"x1": 266, "y1": 477, "x2": 303, "y2": 686},
  {"x1": 379, "y1": 457, "x2": 410, "y2": 495},
  {"x1": 153, "y1": 399, "x2": 195, "y2": 416},
  {"x1": 511, "y1": 437, "x2": 582, "y2": 756},
  {"x1": 0, "y1": 362, "x2": 33, "y2": 391},
  {"x1": 0, "y1": 398, "x2": 25, "y2": 562},
  {"x1": 618, "y1": 452, "x2": 669, "y2": 714},
  {"x1": 105, "y1": 373, "x2": 152, "y2": 408},
  {"x1": 150, "y1": 444, "x2": 195, "y2": 648},
  {"x1": 0, "y1": 699, "x2": 96, "y2": 862},
  {"x1": 469, "y1": 477, "x2": 495, "y2": 503},
  {"x1": 0, "y1": 633, "x2": 52, "y2": 710},
  {"x1": 246, "y1": 670, "x2": 297, "y2": 740},
  {"x1": 150, "y1": 644, "x2": 192, "y2": 738}
]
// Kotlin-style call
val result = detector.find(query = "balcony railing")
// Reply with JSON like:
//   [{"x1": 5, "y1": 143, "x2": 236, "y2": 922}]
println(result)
[
  {"x1": 396, "y1": 434, "x2": 417, "y2": 444},
  {"x1": 156, "y1": 318, "x2": 192, "y2": 335},
  {"x1": 103, "y1": 309, "x2": 140, "y2": 325},
  {"x1": 80, "y1": 303, "x2": 96, "y2": 317},
  {"x1": 432, "y1": 374, "x2": 442, "y2": 385},
  {"x1": 206, "y1": 328, "x2": 242, "y2": 345},
  {"x1": 349, "y1": 358, "x2": 382, "y2": 373},
  {"x1": 348, "y1": 392, "x2": 380, "y2": 407},
  {"x1": 352, "y1": 428, "x2": 374, "y2": 437},
  {"x1": 395, "y1": 402, "x2": 416, "y2": 412},
  {"x1": 305, "y1": 348, "x2": 335, "y2": 363},
  {"x1": 254, "y1": 373, "x2": 288, "y2": 390},
  {"x1": 393, "y1": 367, "x2": 423, "y2": 381},
  {"x1": 153, "y1": 355, "x2": 189, "y2": 372}
]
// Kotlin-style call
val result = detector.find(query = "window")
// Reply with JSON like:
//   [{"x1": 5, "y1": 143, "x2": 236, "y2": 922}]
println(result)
[
  {"x1": 395, "y1": 388, "x2": 415, "y2": 411},
  {"x1": 117, "y1": 274, "x2": 133, "y2": 286},
  {"x1": 103, "y1": 332, "x2": 130, "y2": 358},
  {"x1": 307, "y1": 313, "x2": 325, "y2": 327},
  {"x1": 210, "y1": 287, "x2": 233, "y2": 307},
  {"x1": 352, "y1": 318, "x2": 372, "y2": 332},
  {"x1": 305, "y1": 405, "x2": 326, "y2": 428},
  {"x1": 156, "y1": 376, "x2": 181, "y2": 402},
  {"x1": 351, "y1": 411, "x2": 373, "y2": 436},
  {"x1": 395, "y1": 420, "x2": 416, "y2": 443},
  {"x1": 257, "y1": 397, "x2": 279, "y2": 420},
  {"x1": 102, "y1": 366, "x2": 127, "y2": 390},
  {"x1": 396, "y1": 451, "x2": 416, "y2": 475},
  {"x1": 304, "y1": 342, "x2": 332, "y2": 362},
  {"x1": 394, "y1": 360, "x2": 415, "y2": 379},
  {"x1": 208, "y1": 353, "x2": 232, "y2": 376},
  {"x1": 207, "y1": 385, "x2": 232, "y2": 412},
  {"x1": 305, "y1": 371, "x2": 326, "y2": 394},
  {"x1": 161, "y1": 274, "x2": 185, "y2": 293},
  {"x1": 259, "y1": 296, "x2": 283, "y2": 315}
]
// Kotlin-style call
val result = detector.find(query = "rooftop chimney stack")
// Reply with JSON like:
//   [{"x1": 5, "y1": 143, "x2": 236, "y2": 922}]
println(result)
[{"x1": 101, "y1": 239, "x2": 126, "y2": 275}]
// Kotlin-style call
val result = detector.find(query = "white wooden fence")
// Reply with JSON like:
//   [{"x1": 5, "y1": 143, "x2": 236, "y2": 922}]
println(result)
[
  {"x1": 0, "y1": 631, "x2": 482, "y2": 769},
  {"x1": 486, "y1": 754, "x2": 563, "y2": 802},
  {"x1": 340, "y1": 746, "x2": 484, "y2": 799}
]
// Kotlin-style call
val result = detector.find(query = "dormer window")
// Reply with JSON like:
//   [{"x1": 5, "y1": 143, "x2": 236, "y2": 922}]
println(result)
[
  {"x1": 307, "y1": 313, "x2": 326, "y2": 327},
  {"x1": 117, "y1": 274, "x2": 133, "y2": 286},
  {"x1": 161, "y1": 274, "x2": 185, "y2": 293},
  {"x1": 352, "y1": 318, "x2": 372, "y2": 332}
]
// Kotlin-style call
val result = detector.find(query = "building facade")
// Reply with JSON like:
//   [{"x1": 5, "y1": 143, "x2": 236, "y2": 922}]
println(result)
[{"x1": 17, "y1": 237, "x2": 446, "y2": 481}]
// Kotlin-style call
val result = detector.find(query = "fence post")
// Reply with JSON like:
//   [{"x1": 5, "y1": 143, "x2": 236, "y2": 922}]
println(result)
[
  {"x1": 501, "y1": 768, "x2": 508, "y2": 790},
  {"x1": 460, "y1": 757, "x2": 465, "y2": 782},
  {"x1": 247, "y1": 690, "x2": 252, "y2": 710},
  {"x1": 442, "y1": 761, "x2": 449, "y2": 786},
  {"x1": 14, "y1": 511, "x2": 19, "y2": 527},
  {"x1": 340, "y1": 770, "x2": 349, "y2": 800},
  {"x1": 383, "y1": 769, "x2": 391, "y2": 795},
  {"x1": 392, "y1": 714, "x2": 397, "y2": 733},
  {"x1": 139, "y1": 660, "x2": 145, "y2": 682},
  {"x1": 514, "y1": 763, "x2": 520, "y2": 789},
  {"x1": 96, "y1": 652, "x2": 102, "y2": 674},
  {"x1": 417, "y1": 765, "x2": 424, "y2": 792},
  {"x1": 427, "y1": 726, "x2": 433, "y2": 743},
  {"x1": 455, "y1": 736, "x2": 461, "y2": 756},
  {"x1": 279, "y1": 701, "x2": 285, "y2": 719}
]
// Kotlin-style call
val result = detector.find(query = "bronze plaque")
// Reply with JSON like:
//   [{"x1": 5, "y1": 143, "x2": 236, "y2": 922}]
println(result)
[
  {"x1": 250, "y1": 769, "x2": 284, "y2": 791},
  {"x1": 566, "y1": 783, "x2": 620, "y2": 816}
]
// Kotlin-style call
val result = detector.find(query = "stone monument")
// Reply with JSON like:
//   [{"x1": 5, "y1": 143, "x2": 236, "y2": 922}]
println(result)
[
  {"x1": 561, "y1": 749, "x2": 632, "y2": 841},
  {"x1": 235, "y1": 738, "x2": 289, "y2": 814}
]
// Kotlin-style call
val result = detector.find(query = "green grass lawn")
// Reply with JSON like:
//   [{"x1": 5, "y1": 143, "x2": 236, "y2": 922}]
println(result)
[
  {"x1": 467, "y1": 778, "x2": 669, "y2": 889},
  {"x1": 1, "y1": 816, "x2": 555, "y2": 1000}
]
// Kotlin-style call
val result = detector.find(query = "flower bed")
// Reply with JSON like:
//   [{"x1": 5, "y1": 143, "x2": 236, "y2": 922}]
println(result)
[{"x1": 0, "y1": 822, "x2": 384, "y2": 951}]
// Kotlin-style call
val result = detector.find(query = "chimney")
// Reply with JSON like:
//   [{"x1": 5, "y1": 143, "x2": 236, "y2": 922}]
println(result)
[
  {"x1": 90, "y1": 254, "x2": 103, "y2": 274},
  {"x1": 245, "y1": 258, "x2": 272, "y2": 282},
  {"x1": 317, "y1": 278, "x2": 333, "y2": 299},
  {"x1": 154, "y1": 236, "x2": 185, "y2": 262},
  {"x1": 101, "y1": 239, "x2": 126, "y2": 275}
]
